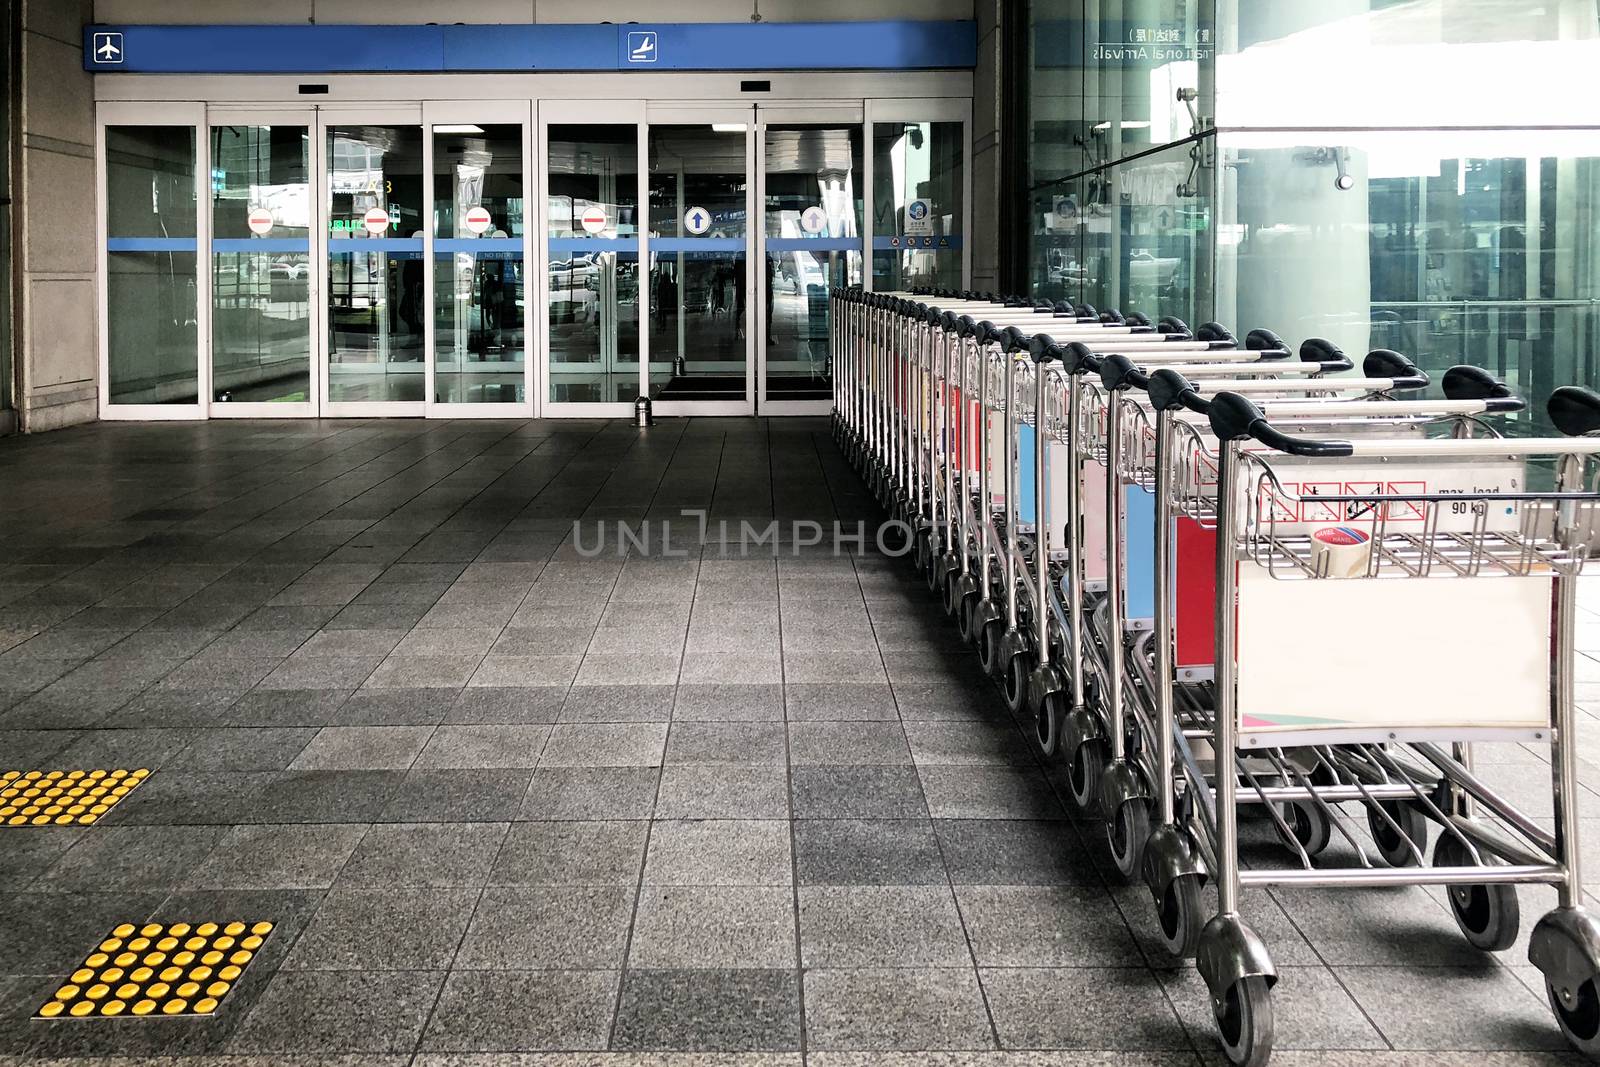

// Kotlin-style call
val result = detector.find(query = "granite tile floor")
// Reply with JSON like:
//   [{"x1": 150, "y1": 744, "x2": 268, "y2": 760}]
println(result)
[{"x1": 0, "y1": 415, "x2": 1596, "y2": 1066}]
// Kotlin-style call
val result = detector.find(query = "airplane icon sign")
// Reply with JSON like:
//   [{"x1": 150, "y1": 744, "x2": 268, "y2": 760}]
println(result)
[
  {"x1": 627, "y1": 31, "x2": 657, "y2": 63},
  {"x1": 93, "y1": 32, "x2": 124, "y2": 64}
]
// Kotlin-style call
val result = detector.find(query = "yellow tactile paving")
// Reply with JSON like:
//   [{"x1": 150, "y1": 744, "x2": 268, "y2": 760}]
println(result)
[
  {"x1": 34, "y1": 920, "x2": 273, "y2": 1020},
  {"x1": 0, "y1": 768, "x2": 150, "y2": 827}
]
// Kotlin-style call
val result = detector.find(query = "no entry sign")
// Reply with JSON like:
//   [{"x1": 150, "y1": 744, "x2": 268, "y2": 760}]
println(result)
[
  {"x1": 246, "y1": 207, "x2": 273, "y2": 235},
  {"x1": 580, "y1": 205, "x2": 608, "y2": 234},
  {"x1": 362, "y1": 206, "x2": 391, "y2": 235},
  {"x1": 464, "y1": 205, "x2": 492, "y2": 234}
]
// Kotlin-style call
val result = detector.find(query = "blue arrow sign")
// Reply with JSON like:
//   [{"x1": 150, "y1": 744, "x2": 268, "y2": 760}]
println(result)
[{"x1": 683, "y1": 207, "x2": 711, "y2": 235}]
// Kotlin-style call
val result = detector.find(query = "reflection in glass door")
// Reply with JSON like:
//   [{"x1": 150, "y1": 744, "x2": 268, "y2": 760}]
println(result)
[
  {"x1": 647, "y1": 118, "x2": 754, "y2": 413},
  {"x1": 209, "y1": 117, "x2": 314, "y2": 413},
  {"x1": 543, "y1": 110, "x2": 641, "y2": 411},
  {"x1": 429, "y1": 111, "x2": 528, "y2": 411},
  {"x1": 324, "y1": 116, "x2": 425, "y2": 411},
  {"x1": 760, "y1": 121, "x2": 863, "y2": 411},
  {"x1": 871, "y1": 111, "x2": 967, "y2": 293}
]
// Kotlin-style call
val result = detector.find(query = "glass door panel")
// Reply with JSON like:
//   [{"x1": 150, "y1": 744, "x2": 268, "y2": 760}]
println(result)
[
  {"x1": 545, "y1": 121, "x2": 640, "y2": 407},
  {"x1": 103, "y1": 122, "x2": 199, "y2": 410},
  {"x1": 872, "y1": 118, "x2": 965, "y2": 292},
  {"x1": 210, "y1": 121, "x2": 313, "y2": 410},
  {"x1": 647, "y1": 121, "x2": 752, "y2": 411},
  {"x1": 432, "y1": 120, "x2": 526, "y2": 407},
  {"x1": 761, "y1": 123, "x2": 863, "y2": 407},
  {"x1": 325, "y1": 120, "x2": 425, "y2": 409}
]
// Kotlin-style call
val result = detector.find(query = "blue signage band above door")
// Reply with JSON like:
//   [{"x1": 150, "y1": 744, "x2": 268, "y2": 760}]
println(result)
[{"x1": 83, "y1": 21, "x2": 976, "y2": 74}]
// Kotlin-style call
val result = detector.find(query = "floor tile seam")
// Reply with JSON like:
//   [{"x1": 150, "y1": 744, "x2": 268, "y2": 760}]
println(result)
[
  {"x1": 405, "y1": 821, "x2": 518, "y2": 1056},
  {"x1": 603, "y1": 733, "x2": 668, "y2": 1049},
  {"x1": 774, "y1": 490, "x2": 811, "y2": 1064},
  {"x1": 1261, "y1": 883, "x2": 1399, "y2": 1051}
]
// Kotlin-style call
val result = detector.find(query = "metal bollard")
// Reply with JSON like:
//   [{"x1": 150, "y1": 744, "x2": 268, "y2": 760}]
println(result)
[{"x1": 634, "y1": 395, "x2": 654, "y2": 427}]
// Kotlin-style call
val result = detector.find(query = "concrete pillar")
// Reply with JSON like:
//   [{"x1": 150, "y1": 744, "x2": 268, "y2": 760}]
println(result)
[
  {"x1": 16, "y1": 0, "x2": 96, "y2": 431},
  {"x1": 970, "y1": 0, "x2": 1001, "y2": 293}
]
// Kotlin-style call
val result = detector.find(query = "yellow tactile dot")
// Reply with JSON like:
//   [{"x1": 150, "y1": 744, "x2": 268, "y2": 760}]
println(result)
[
  {"x1": 114, "y1": 951, "x2": 137, "y2": 966},
  {"x1": 100, "y1": 967, "x2": 125, "y2": 983},
  {"x1": 7, "y1": 816, "x2": 25, "y2": 826},
  {"x1": 38, "y1": 1001, "x2": 64, "y2": 1018},
  {"x1": 156, "y1": 936, "x2": 178, "y2": 951},
  {"x1": 70, "y1": 968, "x2": 94, "y2": 984},
  {"x1": 212, "y1": 936, "x2": 235, "y2": 950},
  {"x1": 193, "y1": 997, "x2": 219, "y2": 1014},
  {"x1": 190, "y1": 966, "x2": 213, "y2": 981},
  {"x1": 69, "y1": 1001, "x2": 94, "y2": 1017},
  {"x1": 159, "y1": 966, "x2": 183, "y2": 982},
  {"x1": 250, "y1": 921, "x2": 273, "y2": 935},
  {"x1": 112, "y1": 923, "x2": 136, "y2": 938},
  {"x1": 228, "y1": 950, "x2": 252, "y2": 965},
  {"x1": 85, "y1": 952, "x2": 108, "y2": 967},
  {"x1": 145, "y1": 982, "x2": 170, "y2": 999},
  {"x1": 131, "y1": 999, "x2": 157, "y2": 1016},
  {"x1": 205, "y1": 981, "x2": 230, "y2": 998},
  {"x1": 22, "y1": 770, "x2": 41, "y2": 780},
  {"x1": 183, "y1": 936, "x2": 206, "y2": 951},
  {"x1": 78, "y1": 814, "x2": 98, "y2": 825},
  {"x1": 115, "y1": 983, "x2": 139, "y2": 999},
  {"x1": 168, "y1": 922, "x2": 191, "y2": 937},
  {"x1": 100, "y1": 1000, "x2": 126, "y2": 1017},
  {"x1": 201, "y1": 950, "x2": 223, "y2": 965},
  {"x1": 97, "y1": 938, "x2": 122, "y2": 953},
  {"x1": 128, "y1": 936, "x2": 151, "y2": 951},
  {"x1": 162, "y1": 999, "x2": 187, "y2": 1015},
  {"x1": 143, "y1": 951, "x2": 167, "y2": 966},
  {"x1": 31, "y1": 814, "x2": 52, "y2": 825},
  {"x1": 223, "y1": 921, "x2": 246, "y2": 936},
  {"x1": 196, "y1": 922, "x2": 218, "y2": 937},
  {"x1": 176, "y1": 981, "x2": 200, "y2": 998},
  {"x1": 84, "y1": 984, "x2": 109, "y2": 1001},
  {"x1": 218, "y1": 965, "x2": 242, "y2": 981},
  {"x1": 54, "y1": 985, "x2": 80, "y2": 1002},
  {"x1": 53, "y1": 814, "x2": 74, "y2": 825},
  {"x1": 173, "y1": 951, "x2": 196, "y2": 966},
  {"x1": 130, "y1": 966, "x2": 153, "y2": 982},
  {"x1": 240, "y1": 935, "x2": 263, "y2": 950}
]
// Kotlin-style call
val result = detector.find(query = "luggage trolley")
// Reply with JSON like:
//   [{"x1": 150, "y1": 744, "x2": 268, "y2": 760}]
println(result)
[{"x1": 1150, "y1": 383, "x2": 1600, "y2": 1065}]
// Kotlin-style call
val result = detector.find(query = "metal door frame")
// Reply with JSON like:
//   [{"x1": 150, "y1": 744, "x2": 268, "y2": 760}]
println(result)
[
  {"x1": 204, "y1": 106, "x2": 320, "y2": 418},
  {"x1": 318, "y1": 104, "x2": 426, "y2": 418},
  {"x1": 423, "y1": 99, "x2": 535, "y2": 418},
  {"x1": 644, "y1": 103, "x2": 757, "y2": 419}
]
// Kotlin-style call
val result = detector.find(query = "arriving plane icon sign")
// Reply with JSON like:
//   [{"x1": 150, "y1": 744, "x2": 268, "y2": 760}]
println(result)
[
  {"x1": 94, "y1": 32, "x2": 124, "y2": 64},
  {"x1": 627, "y1": 31, "x2": 657, "y2": 63}
]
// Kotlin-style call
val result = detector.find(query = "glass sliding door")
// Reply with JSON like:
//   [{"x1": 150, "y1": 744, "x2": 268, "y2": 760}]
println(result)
[
  {"x1": 646, "y1": 113, "x2": 755, "y2": 414},
  {"x1": 428, "y1": 104, "x2": 530, "y2": 413},
  {"x1": 541, "y1": 103, "x2": 642, "y2": 413},
  {"x1": 209, "y1": 114, "x2": 315, "y2": 414},
  {"x1": 870, "y1": 103, "x2": 969, "y2": 294},
  {"x1": 323, "y1": 113, "x2": 425, "y2": 413},
  {"x1": 759, "y1": 113, "x2": 864, "y2": 411},
  {"x1": 100, "y1": 106, "x2": 201, "y2": 417}
]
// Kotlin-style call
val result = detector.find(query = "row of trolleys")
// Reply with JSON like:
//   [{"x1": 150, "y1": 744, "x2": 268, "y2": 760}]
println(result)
[{"x1": 828, "y1": 285, "x2": 1600, "y2": 1065}]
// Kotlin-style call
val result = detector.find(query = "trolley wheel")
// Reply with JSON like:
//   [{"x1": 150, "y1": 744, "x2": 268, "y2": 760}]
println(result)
[
  {"x1": 1275, "y1": 801, "x2": 1332, "y2": 858},
  {"x1": 1002, "y1": 654, "x2": 1030, "y2": 715},
  {"x1": 940, "y1": 571, "x2": 960, "y2": 616},
  {"x1": 1156, "y1": 874, "x2": 1206, "y2": 959},
  {"x1": 1214, "y1": 976, "x2": 1275, "y2": 1067},
  {"x1": 1066, "y1": 740, "x2": 1105, "y2": 813},
  {"x1": 1368, "y1": 802, "x2": 1428, "y2": 867},
  {"x1": 1033, "y1": 691, "x2": 1064, "y2": 757},
  {"x1": 978, "y1": 622, "x2": 1005, "y2": 676},
  {"x1": 956, "y1": 594, "x2": 980, "y2": 644},
  {"x1": 1548, "y1": 975, "x2": 1600, "y2": 1057},
  {"x1": 1434, "y1": 834, "x2": 1520, "y2": 952},
  {"x1": 924, "y1": 553, "x2": 942, "y2": 592},
  {"x1": 1108, "y1": 798, "x2": 1151, "y2": 881}
]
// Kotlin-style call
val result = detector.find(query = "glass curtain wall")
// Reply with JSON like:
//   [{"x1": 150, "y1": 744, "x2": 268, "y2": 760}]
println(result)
[
  {"x1": 105, "y1": 126, "x2": 199, "y2": 405},
  {"x1": 872, "y1": 120, "x2": 964, "y2": 291},
  {"x1": 210, "y1": 124, "x2": 312, "y2": 404},
  {"x1": 432, "y1": 123, "x2": 525, "y2": 405},
  {"x1": 547, "y1": 124, "x2": 639, "y2": 405},
  {"x1": 1026, "y1": 0, "x2": 1600, "y2": 430}
]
